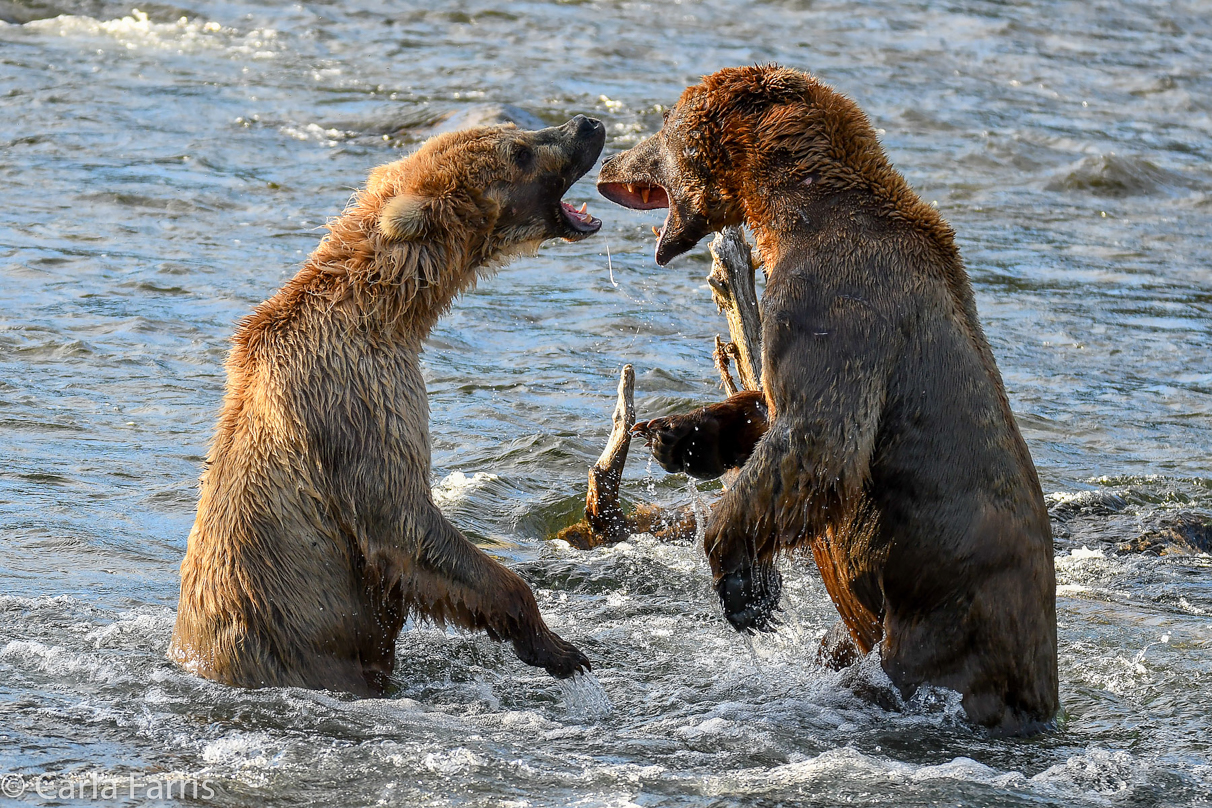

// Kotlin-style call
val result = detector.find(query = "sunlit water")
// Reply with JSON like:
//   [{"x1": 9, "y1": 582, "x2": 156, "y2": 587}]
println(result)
[{"x1": 1, "y1": 1, "x2": 1210, "y2": 805}]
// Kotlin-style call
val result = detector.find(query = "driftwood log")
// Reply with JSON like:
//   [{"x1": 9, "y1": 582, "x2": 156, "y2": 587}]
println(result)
[
  {"x1": 584, "y1": 363, "x2": 636, "y2": 544},
  {"x1": 555, "y1": 365, "x2": 696, "y2": 549},
  {"x1": 708, "y1": 226, "x2": 762, "y2": 392},
  {"x1": 554, "y1": 226, "x2": 762, "y2": 549}
]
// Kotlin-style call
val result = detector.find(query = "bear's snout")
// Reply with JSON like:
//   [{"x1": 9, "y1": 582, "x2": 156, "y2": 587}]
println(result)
[
  {"x1": 561, "y1": 114, "x2": 604, "y2": 140},
  {"x1": 557, "y1": 115, "x2": 606, "y2": 180}
]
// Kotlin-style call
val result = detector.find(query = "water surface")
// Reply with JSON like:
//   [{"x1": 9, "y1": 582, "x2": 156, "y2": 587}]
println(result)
[{"x1": 1, "y1": 1, "x2": 1210, "y2": 805}]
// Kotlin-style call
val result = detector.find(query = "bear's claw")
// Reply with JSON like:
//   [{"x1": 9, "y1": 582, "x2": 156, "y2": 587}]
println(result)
[
  {"x1": 631, "y1": 416, "x2": 725, "y2": 479},
  {"x1": 514, "y1": 632, "x2": 591, "y2": 679}
]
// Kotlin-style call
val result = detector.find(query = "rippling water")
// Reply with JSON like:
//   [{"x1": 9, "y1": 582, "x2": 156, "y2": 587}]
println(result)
[{"x1": 1, "y1": 1, "x2": 1210, "y2": 805}]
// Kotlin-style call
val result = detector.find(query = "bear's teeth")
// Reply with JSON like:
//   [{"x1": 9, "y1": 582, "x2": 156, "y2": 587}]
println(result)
[
  {"x1": 562, "y1": 201, "x2": 594, "y2": 224},
  {"x1": 639, "y1": 187, "x2": 650, "y2": 205}
]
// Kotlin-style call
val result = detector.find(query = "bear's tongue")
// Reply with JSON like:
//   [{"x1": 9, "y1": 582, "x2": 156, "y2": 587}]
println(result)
[{"x1": 560, "y1": 200, "x2": 601, "y2": 233}]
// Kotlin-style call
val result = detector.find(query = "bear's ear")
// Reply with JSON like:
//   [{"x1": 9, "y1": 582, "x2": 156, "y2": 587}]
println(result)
[{"x1": 378, "y1": 193, "x2": 432, "y2": 241}]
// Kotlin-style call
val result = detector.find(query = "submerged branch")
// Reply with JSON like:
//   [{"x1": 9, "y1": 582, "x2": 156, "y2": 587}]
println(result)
[
  {"x1": 555, "y1": 365, "x2": 695, "y2": 549},
  {"x1": 583, "y1": 364, "x2": 636, "y2": 545}
]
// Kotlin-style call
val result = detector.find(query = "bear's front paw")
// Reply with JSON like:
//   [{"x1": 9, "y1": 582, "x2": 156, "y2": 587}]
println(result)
[
  {"x1": 716, "y1": 563, "x2": 783, "y2": 634},
  {"x1": 632, "y1": 415, "x2": 725, "y2": 479},
  {"x1": 514, "y1": 631, "x2": 591, "y2": 679}
]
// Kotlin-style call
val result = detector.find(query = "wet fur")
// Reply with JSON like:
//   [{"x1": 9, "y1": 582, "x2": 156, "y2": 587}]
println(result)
[
  {"x1": 170, "y1": 122, "x2": 603, "y2": 695},
  {"x1": 600, "y1": 67, "x2": 1058, "y2": 734},
  {"x1": 633, "y1": 390, "x2": 768, "y2": 480}
]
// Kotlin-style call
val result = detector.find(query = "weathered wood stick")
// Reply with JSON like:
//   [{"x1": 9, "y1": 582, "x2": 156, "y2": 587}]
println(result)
[
  {"x1": 556, "y1": 365, "x2": 634, "y2": 549},
  {"x1": 707, "y1": 226, "x2": 762, "y2": 392},
  {"x1": 555, "y1": 364, "x2": 697, "y2": 549},
  {"x1": 583, "y1": 363, "x2": 635, "y2": 544},
  {"x1": 713, "y1": 335, "x2": 741, "y2": 397}
]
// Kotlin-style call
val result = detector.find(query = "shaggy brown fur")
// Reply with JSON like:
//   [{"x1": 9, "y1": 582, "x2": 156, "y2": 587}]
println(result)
[
  {"x1": 170, "y1": 116, "x2": 605, "y2": 696},
  {"x1": 599, "y1": 67, "x2": 1058, "y2": 734}
]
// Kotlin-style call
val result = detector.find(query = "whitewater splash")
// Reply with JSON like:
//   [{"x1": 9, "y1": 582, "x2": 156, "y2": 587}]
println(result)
[
  {"x1": 556, "y1": 671, "x2": 613, "y2": 721},
  {"x1": 432, "y1": 470, "x2": 501, "y2": 509},
  {"x1": 27, "y1": 8, "x2": 280, "y2": 58}
]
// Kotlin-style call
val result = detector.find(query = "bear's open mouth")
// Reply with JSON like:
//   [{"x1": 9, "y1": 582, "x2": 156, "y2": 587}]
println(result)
[
  {"x1": 596, "y1": 180, "x2": 671, "y2": 246},
  {"x1": 596, "y1": 181, "x2": 670, "y2": 212},
  {"x1": 559, "y1": 200, "x2": 601, "y2": 240}
]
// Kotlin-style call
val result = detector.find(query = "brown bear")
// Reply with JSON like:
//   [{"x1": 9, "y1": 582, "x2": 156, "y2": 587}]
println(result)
[
  {"x1": 169, "y1": 116, "x2": 606, "y2": 696},
  {"x1": 598, "y1": 67, "x2": 1058, "y2": 734}
]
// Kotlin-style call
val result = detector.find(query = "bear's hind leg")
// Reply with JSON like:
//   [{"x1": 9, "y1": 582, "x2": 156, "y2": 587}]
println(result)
[{"x1": 356, "y1": 576, "x2": 407, "y2": 696}]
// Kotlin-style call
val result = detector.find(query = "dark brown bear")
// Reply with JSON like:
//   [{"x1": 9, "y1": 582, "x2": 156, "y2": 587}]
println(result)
[
  {"x1": 598, "y1": 67, "x2": 1058, "y2": 734},
  {"x1": 170, "y1": 117, "x2": 605, "y2": 696}
]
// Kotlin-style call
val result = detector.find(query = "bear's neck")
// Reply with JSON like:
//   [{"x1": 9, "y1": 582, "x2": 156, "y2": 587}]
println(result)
[
  {"x1": 743, "y1": 184, "x2": 983, "y2": 340},
  {"x1": 744, "y1": 182, "x2": 962, "y2": 280},
  {"x1": 291, "y1": 225, "x2": 497, "y2": 343}
]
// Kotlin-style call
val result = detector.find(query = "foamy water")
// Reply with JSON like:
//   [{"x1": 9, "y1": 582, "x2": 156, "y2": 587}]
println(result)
[{"x1": 2, "y1": 0, "x2": 1211, "y2": 805}]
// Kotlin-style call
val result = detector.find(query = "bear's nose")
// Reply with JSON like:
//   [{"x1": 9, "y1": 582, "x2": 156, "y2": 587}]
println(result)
[{"x1": 565, "y1": 115, "x2": 604, "y2": 138}]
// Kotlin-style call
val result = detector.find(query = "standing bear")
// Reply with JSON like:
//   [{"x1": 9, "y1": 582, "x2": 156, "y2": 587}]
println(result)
[
  {"x1": 170, "y1": 116, "x2": 606, "y2": 696},
  {"x1": 598, "y1": 66, "x2": 1058, "y2": 734}
]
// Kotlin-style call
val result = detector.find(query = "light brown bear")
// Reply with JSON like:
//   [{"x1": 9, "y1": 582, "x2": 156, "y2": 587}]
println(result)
[
  {"x1": 598, "y1": 67, "x2": 1058, "y2": 734},
  {"x1": 170, "y1": 116, "x2": 606, "y2": 696}
]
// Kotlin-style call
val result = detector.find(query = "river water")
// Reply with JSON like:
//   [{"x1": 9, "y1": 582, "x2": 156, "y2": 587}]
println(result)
[{"x1": 1, "y1": 1, "x2": 1210, "y2": 805}]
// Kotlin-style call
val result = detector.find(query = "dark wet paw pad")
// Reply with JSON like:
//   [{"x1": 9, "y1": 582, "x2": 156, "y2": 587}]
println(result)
[{"x1": 716, "y1": 564, "x2": 782, "y2": 634}]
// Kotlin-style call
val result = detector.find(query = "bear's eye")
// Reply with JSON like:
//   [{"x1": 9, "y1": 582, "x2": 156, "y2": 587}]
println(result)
[{"x1": 512, "y1": 145, "x2": 534, "y2": 169}]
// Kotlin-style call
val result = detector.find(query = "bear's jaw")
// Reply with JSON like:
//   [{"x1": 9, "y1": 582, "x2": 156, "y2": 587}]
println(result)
[
  {"x1": 484, "y1": 116, "x2": 605, "y2": 245},
  {"x1": 557, "y1": 200, "x2": 601, "y2": 240},
  {"x1": 596, "y1": 180, "x2": 670, "y2": 212},
  {"x1": 596, "y1": 178, "x2": 684, "y2": 263},
  {"x1": 598, "y1": 175, "x2": 722, "y2": 266}
]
